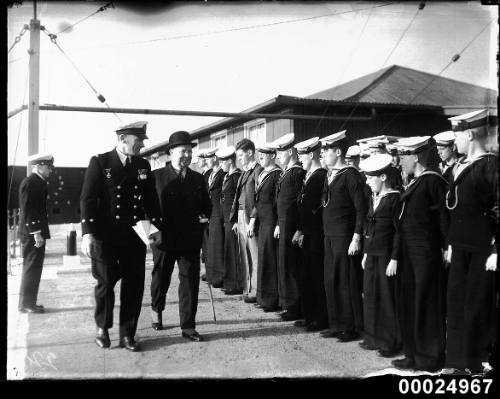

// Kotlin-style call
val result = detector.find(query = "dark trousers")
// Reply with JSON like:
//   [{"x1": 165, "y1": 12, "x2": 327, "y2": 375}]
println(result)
[
  {"x1": 323, "y1": 235, "x2": 364, "y2": 333},
  {"x1": 399, "y1": 238, "x2": 446, "y2": 369},
  {"x1": 91, "y1": 240, "x2": 146, "y2": 338},
  {"x1": 18, "y1": 235, "x2": 45, "y2": 309},
  {"x1": 277, "y1": 219, "x2": 301, "y2": 312},
  {"x1": 257, "y1": 224, "x2": 279, "y2": 308},
  {"x1": 446, "y1": 246, "x2": 497, "y2": 371},
  {"x1": 363, "y1": 254, "x2": 401, "y2": 352},
  {"x1": 299, "y1": 233, "x2": 328, "y2": 327},
  {"x1": 151, "y1": 247, "x2": 200, "y2": 330}
]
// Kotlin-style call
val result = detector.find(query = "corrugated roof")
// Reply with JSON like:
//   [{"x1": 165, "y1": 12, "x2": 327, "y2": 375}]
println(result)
[{"x1": 307, "y1": 65, "x2": 497, "y2": 107}]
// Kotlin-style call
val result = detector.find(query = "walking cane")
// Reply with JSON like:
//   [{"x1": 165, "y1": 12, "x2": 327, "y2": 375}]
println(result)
[{"x1": 207, "y1": 282, "x2": 217, "y2": 324}]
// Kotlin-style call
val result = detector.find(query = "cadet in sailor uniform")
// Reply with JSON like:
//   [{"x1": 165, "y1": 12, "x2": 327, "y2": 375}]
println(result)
[
  {"x1": 205, "y1": 148, "x2": 226, "y2": 288},
  {"x1": 345, "y1": 145, "x2": 361, "y2": 169},
  {"x1": 80, "y1": 121, "x2": 163, "y2": 351},
  {"x1": 249, "y1": 143, "x2": 282, "y2": 311},
  {"x1": 391, "y1": 136, "x2": 449, "y2": 372},
  {"x1": 293, "y1": 137, "x2": 329, "y2": 331},
  {"x1": 18, "y1": 153, "x2": 55, "y2": 314},
  {"x1": 444, "y1": 110, "x2": 498, "y2": 374},
  {"x1": 217, "y1": 147, "x2": 244, "y2": 295},
  {"x1": 198, "y1": 150, "x2": 212, "y2": 277},
  {"x1": 319, "y1": 131, "x2": 367, "y2": 342},
  {"x1": 274, "y1": 133, "x2": 307, "y2": 321},
  {"x1": 359, "y1": 154, "x2": 402, "y2": 358},
  {"x1": 433, "y1": 130, "x2": 460, "y2": 184}
]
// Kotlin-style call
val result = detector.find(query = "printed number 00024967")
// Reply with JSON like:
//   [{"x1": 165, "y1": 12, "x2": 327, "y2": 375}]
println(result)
[{"x1": 398, "y1": 378, "x2": 493, "y2": 395}]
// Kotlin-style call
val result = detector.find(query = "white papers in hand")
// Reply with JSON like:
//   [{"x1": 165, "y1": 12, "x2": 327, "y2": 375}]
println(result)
[{"x1": 133, "y1": 220, "x2": 158, "y2": 246}]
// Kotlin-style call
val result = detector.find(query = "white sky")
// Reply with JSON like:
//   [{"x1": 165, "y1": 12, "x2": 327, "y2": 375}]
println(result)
[{"x1": 7, "y1": 1, "x2": 498, "y2": 166}]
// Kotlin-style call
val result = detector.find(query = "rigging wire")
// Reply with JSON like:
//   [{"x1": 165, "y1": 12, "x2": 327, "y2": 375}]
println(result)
[
  {"x1": 55, "y1": 1, "x2": 114, "y2": 35},
  {"x1": 312, "y1": 5, "x2": 376, "y2": 136},
  {"x1": 377, "y1": 17, "x2": 496, "y2": 133},
  {"x1": 338, "y1": 2, "x2": 426, "y2": 131},
  {"x1": 8, "y1": 61, "x2": 30, "y2": 209},
  {"x1": 42, "y1": 28, "x2": 122, "y2": 122}
]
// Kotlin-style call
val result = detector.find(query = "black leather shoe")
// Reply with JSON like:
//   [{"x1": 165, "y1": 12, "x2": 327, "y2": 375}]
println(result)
[
  {"x1": 378, "y1": 348, "x2": 400, "y2": 358},
  {"x1": 243, "y1": 296, "x2": 257, "y2": 303},
  {"x1": 151, "y1": 311, "x2": 163, "y2": 331},
  {"x1": 294, "y1": 319, "x2": 309, "y2": 327},
  {"x1": 19, "y1": 306, "x2": 45, "y2": 314},
  {"x1": 280, "y1": 311, "x2": 301, "y2": 321},
  {"x1": 95, "y1": 328, "x2": 110, "y2": 348},
  {"x1": 201, "y1": 273, "x2": 207, "y2": 282},
  {"x1": 35, "y1": 304, "x2": 45, "y2": 311},
  {"x1": 320, "y1": 329, "x2": 343, "y2": 338},
  {"x1": 392, "y1": 357, "x2": 415, "y2": 370},
  {"x1": 182, "y1": 330, "x2": 203, "y2": 342},
  {"x1": 212, "y1": 281, "x2": 223, "y2": 288},
  {"x1": 359, "y1": 341, "x2": 379, "y2": 350},
  {"x1": 225, "y1": 288, "x2": 243, "y2": 295},
  {"x1": 119, "y1": 336, "x2": 140, "y2": 352},
  {"x1": 262, "y1": 305, "x2": 280, "y2": 312},
  {"x1": 337, "y1": 331, "x2": 361, "y2": 342},
  {"x1": 307, "y1": 322, "x2": 328, "y2": 332}
]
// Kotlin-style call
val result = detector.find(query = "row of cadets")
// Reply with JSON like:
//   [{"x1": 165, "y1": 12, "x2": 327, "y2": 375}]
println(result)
[
  {"x1": 358, "y1": 153, "x2": 402, "y2": 358},
  {"x1": 204, "y1": 148, "x2": 226, "y2": 288},
  {"x1": 250, "y1": 143, "x2": 282, "y2": 310},
  {"x1": 392, "y1": 135, "x2": 450, "y2": 372},
  {"x1": 444, "y1": 109, "x2": 498, "y2": 374},
  {"x1": 216, "y1": 146, "x2": 244, "y2": 294},
  {"x1": 294, "y1": 137, "x2": 329, "y2": 331},
  {"x1": 433, "y1": 130, "x2": 460, "y2": 183},
  {"x1": 274, "y1": 133, "x2": 307, "y2": 321},
  {"x1": 197, "y1": 149, "x2": 213, "y2": 272},
  {"x1": 230, "y1": 139, "x2": 263, "y2": 303},
  {"x1": 319, "y1": 130, "x2": 368, "y2": 341}
]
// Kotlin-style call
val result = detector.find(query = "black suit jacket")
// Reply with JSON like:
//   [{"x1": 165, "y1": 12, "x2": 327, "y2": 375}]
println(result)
[
  {"x1": 229, "y1": 162, "x2": 264, "y2": 223},
  {"x1": 153, "y1": 163, "x2": 212, "y2": 251},
  {"x1": 18, "y1": 173, "x2": 50, "y2": 239},
  {"x1": 80, "y1": 149, "x2": 163, "y2": 245}
]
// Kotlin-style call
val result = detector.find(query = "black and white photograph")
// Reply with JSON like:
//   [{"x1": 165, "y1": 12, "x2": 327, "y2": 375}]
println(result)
[{"x1": 6, "y1": 0, "x2": 499, "y2": 386}]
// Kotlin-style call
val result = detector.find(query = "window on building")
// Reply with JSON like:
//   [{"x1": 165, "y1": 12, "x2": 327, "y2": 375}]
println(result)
[
  {"x1": 211, "y1": 131, "x2": 227, "y2": 149},
  {"x1": 244, "y1": 119, "x2": 266, "y2": 147}
]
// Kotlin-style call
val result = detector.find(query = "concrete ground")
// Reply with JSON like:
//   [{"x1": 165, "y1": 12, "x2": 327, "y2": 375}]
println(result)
[{"x1": 7, "y1": 224, "x2": 449, "y2": 380}]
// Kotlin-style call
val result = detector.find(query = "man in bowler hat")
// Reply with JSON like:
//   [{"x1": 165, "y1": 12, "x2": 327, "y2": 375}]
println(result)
[{"x1": 150, "y1": 131, "x2": 212, "y2": 341}]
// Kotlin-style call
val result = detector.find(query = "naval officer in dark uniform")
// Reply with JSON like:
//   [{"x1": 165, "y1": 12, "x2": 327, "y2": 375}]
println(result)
[
  {"x1": 18, "y1": 153, "x2": 55, "y2": 314},
  {"x1": 293, "y1": 137, "x2": 329, "y2": 332},
  {"x1": 274, "y1": 133, "x2": 307, "y2": 321},
  {"x1": 433, "y1": 130, "x2": 460, "y2": 183},
  {"x1": 80, "y1": 121, "x2": 163, "y2": 351},
  {"x1": 444, "y1": 110, "x2": 498, "y2": 375},
  {"x1": 150, "y1": 131, "x2": 211, "y2": 342}
]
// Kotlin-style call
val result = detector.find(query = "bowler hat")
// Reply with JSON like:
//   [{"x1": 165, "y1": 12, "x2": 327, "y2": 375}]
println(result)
[{"x1": 166, "y1": 131, "x2": 197, "y2": 152}]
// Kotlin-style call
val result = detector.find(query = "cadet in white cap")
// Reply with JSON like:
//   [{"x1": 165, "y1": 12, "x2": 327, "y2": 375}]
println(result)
[
  {"x1": 248, "y1": 143, "x2": 282, "y2": 310},
  {"x1": 392, "y1": 135, "x2": 449, "y2": 372},
  {"x1": 204, "y1": 148, "x2": 226, "y2": 289},
  {"x1": 358, "y1": 154, "x2": 402, "y2": 357},
  {"x1": 17, "y1": 153, "x2": 55, "y2": 314},
  {"x1": 196, "y1": 149, "x2": 212, "y2": 278},
  {"x1": 272, "y1": 133, "x2": 306, "y2": 321},
  {"x1": 80, "y1": 121, "x2": 164, "y2": 351},
  {"x1": 319, "y1": 130, "x2": 367, "y2": 341},
  {"x1": 345, "y1": 145, "x2": 361, "y2": 169},
  {"x1": 433, "y1": 130, "x2": 460, "y2": 182},
  {"x1": 444, "y1": 109, "x2": 498, "y2": 374},
  {"x1": 230, "y1": 138, "x2": 263, "y2": 304},
  {"x1": 216, "y1": 147, "x2": 244, "y2": 295},
  {"x1": 292, "y1": 137, "x2": 329, "y2": 331}
]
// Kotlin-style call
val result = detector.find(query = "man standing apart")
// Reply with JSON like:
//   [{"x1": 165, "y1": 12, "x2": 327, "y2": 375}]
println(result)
[
  {"x1": 274, "y1": 133, "x2": 306, "y2": 321},
  {"x1": 150, "y1": 131, "x2": 211, "y2": 341},
  {"x1": 445, "y1": 110, "x2": 498, "y2": 375},
  {"x1": 231, "y1": 139, "x2": 263, "y2": 303},
  {"x1": 81, "y1": 122, "x2": 163, "y2": 351},
  {"x1": 18, "y1": 153, "x2": 55, "y2": 314}
]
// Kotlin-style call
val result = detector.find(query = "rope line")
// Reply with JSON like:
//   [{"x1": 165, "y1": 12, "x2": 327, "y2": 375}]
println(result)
[{"x1": 55, "y1": 2, "x2": 114, "y2": 35}]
